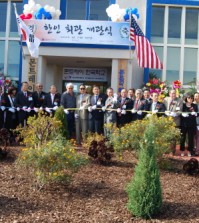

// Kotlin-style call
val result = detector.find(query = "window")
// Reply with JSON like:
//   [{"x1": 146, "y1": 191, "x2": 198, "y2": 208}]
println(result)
[
  {"x1": 0, "y1": 0, "x2": 21, "y2": 81},
  {"x1": 151, "y1": 6, "x2": 165, "y2": 43},
  {"x1": 0, "y1": 41, "x2": 5, "y2": 72},
  {"x1": 168, "y1": 7, "x2": 182, "y2": 44},
  {"x1": 65, "y1": 0, "x2": 110, "y2": 20},
  {"x1": 166, "y1": 47, "x2": 180, "y2": 83},
  {"x1": 151, "y1": 5, "x2": 199, "y2": 85},
  {"x1": 183, "y1": 48, "x2": 197, "y2": 85},
  {"x1": 66, "y1": 0, "x2": 86, "y2": 20},
  {"x1": 90, "y1": 0, "x2": 109, "y2": 20},
  {"x1": 0, "y1": 2, "x2": 7, "y2": 37},
  {"x1": 185, "y1": 8, "x2": 198, "y2": 44},
  {"x1": 8, "y1": 41, "x2": 20, "y2": 78}
]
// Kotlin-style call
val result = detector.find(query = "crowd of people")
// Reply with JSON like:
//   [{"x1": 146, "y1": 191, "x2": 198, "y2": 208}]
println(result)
[{"x1": 0, "y1": 81, "x2": 199, "y2": 157}]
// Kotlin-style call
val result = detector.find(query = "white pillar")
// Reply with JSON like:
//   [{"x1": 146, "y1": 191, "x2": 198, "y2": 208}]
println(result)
[{"x1": 111, "y1": 59, "x2": 119, "y2": 92}]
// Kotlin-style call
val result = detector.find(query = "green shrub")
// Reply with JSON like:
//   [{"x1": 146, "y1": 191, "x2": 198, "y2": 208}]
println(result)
[
  {"x1": 126, "y1": 123, "x2": 162, "y2": 219},
  {"x1": 17, "y1": 135, "x2": 87, "y2": 184},
  {"x1": 54, "y1": 106, "x2": 69, "y2": 139},
  {"x1": 17, "y1": 111, "x2": 61, "y2": 149},
  {"x1": 109, "y1": 115, "x2": 181, "y2": 160}
]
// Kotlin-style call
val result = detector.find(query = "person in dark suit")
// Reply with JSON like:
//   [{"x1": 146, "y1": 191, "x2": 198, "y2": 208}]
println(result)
[
  {"x1": 43, "y1": 85, "x2": 60, "y2": 116},
  {"x1": 61, "y1": 83, "x2": 76, "y2": 138},
  {"x1": 146, "y1": 92, "x2": 166, "y2": 117},
  {"x1": 117, "y1": 88, "x2": 133, "y2": 126},
  {"x1": 4, "y1": 87, "x2": 18, "y2": 130},
  {"x1": 180, "y1": 93, "x2": 198, "y2": 157},
  {"x1": 88, "y1": 85, "x2": 106, "y2": 134},
  {"x1": 15, "y1": 82, "x2": 34, "y2": 127},
  {"x1": 32, "y1": 82, "x2": 46, "y2": 108},
  {"x1": 0, "y1": 86, "x2": 5, "y2": 129},
  {"x1": 131, "y1": 89, "x2": 148, "y2": 121},
  {"x1": 143, "y1": 89, "x2": 152, "y2": 103}
]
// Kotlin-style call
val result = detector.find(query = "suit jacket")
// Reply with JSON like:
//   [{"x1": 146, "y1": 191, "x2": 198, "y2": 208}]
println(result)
[
  {"x1": 89, "y1": 94, "x2": 106, "y2": 120},
  {"x1": 43, "y1": 93, "x2": 61, "y2": 108},
  {"x1": 147, "y1": 101, "x2": 166, "y2": 117},
  {"x1": 104, "y1": 96, "x2": 118, "y2": 123},
  {"x1": 32, "y1": 91, "x2": 46, "y2": 108},
  {"x1": 75, "y1": 93, "x2": 90, "y2": 119},
  {"x1": 3, "y1": 94, "x2": 17, "y2": 129},
  {"x1": 117, "y1": 97, "x2": 133, "y2": 125},
  {"x1": 163, "y1": 97, "x2": 183, "y2": 126},
  {"x1": 15, "y1": 91, "x2": 34, "y2": 108},
  {"x1": 132, "y1": 99, "x2": 148, "y2": 121},
  {"x1": 181, "y1": 103, "x2": 198, "y2": 127}
]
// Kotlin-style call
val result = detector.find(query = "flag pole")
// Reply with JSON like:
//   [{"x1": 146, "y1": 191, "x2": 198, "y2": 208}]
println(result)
[
  {"x1": 129, "y1": 12, "x2": 133, "y2": 60},
  {"x1": 13, "y1": 3, "x2": 25, "y2": 59}
]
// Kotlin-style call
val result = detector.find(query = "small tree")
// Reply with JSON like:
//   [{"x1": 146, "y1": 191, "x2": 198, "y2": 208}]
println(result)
[{"x1": 126, "y1": 123, "x2": 162, "y2": 219}]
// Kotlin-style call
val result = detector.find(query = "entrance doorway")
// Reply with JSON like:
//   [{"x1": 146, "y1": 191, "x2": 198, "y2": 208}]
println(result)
[{"x1": 62, "y1": 81, "x2": 108, "y2": 95}]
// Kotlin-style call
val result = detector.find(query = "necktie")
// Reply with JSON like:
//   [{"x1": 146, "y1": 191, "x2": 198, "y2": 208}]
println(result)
[
  {"x1": 24, "y1": 92, "x2": 27, "y2": 97},
  {"x1": 135, "y1": 100, "x2": 139, "y2": 109},
  {"x1": 153, "y1": 103, "x2": 156, "y2": 111},
  {"x1": 169, "y1": 100, "x2": 173, "y2": 111},
  {"x1": 95, "y1": 95, "x2": 98, "y2": 103},
  {"x1": 51, "y1": 94, "x2": 54, "y2": 104}
]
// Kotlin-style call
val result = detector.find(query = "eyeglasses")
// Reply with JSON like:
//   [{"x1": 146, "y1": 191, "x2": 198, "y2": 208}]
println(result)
[
  {"x1": 187, "y1": 97, "x2": 193, "y2": 99},
  {"x1": 68, "y1": 88, "x2": 73, "y2": 89},
  {"x1": 80, "y1": 88, "x2": 85, "y2": 90}
]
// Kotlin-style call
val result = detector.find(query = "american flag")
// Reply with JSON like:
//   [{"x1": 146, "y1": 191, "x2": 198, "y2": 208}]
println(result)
[{"x1": 130, "y1": 15, "x2": 163, "y2": 69}]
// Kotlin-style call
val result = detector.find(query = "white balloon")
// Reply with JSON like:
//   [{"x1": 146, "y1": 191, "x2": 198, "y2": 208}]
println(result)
[
  {"x1": 28, "y1": 0, "x2": 35, "y2": 7},
  {"x1": 44, "y1": 5, "x2": 50, "y2": 12},
  {"x1": 35, "y1": 4, "x2": 41, "y2": 10},
  {"x1": 23, "y1": 4, "x2": 30, "y2": 10},
  {"x1": 49, "y1": 6, "x2": 56, "y2": 18},
  {"x1": 56, "y1": 9, "x2": 61, "y2": 16}
]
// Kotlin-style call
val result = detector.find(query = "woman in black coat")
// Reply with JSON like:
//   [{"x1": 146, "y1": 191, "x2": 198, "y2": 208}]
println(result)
[
  {"x1": 3, "y1": 87, "x2": 18, "y2": 130},
  {"x1": 180, "y1": 93, "x2": 198, "y2": 156}
]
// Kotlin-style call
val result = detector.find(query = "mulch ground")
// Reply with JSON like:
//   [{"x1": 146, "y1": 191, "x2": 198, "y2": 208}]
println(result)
[{"x1": 0, "y1": 146, "x2": 199, "y2": 223}]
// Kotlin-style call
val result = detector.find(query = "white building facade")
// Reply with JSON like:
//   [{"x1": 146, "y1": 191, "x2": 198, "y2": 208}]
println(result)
[{"x1": 1, "y1": 0, "x2": 199, "y2": 93}]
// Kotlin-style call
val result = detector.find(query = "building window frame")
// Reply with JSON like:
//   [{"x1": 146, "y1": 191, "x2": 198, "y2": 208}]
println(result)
[
  {"x1": 0, "y1": 0, "x2": 22, "y2": 80},
  {"x1": 150, "y1": 4, "x2": 199, "y2": 86},
  {"x1": 60, "y1": 0, "x2": 116, "y2": 20},
  {"x1": 144, "y1": 0, "x2": 199, "y2": 87}
]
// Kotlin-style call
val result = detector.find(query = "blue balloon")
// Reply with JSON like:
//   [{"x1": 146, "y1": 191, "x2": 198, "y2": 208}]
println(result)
[
  {"x1": 131, "y1": 8, "x2": 138, "y2": 15},
  {"x1": 44, "y1": 11, "x2": 52, "y2": 20},
  {"x1": 35, "y1": 12, "x2": 42, "y2": 19},
  {"x1": 35, "y1": 7, "x2": 52, "y2": 20},
  {"x1": 123, "y1": 13, "x2": 129, "y2": 21}
]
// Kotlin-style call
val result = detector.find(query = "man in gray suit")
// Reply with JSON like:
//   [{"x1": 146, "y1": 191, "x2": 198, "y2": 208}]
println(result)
[
  {"x1": 103, "y1": 87, "x2": 118, "y2": 137},
  {"x1": 75, "y1": 84, "x2": 90, "y2": 145},
  {"x1": 163, "y1": 89, "x2": 183, "y2": 127},
  {"x1": 163, "y1": 89, "x2": 183, "y2": 154}
]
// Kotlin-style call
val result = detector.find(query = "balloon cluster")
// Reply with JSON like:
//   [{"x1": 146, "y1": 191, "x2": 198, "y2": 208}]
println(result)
[
  {"x1": 20, "y1": 0, "x2": 61, "y2": 20},
  {"x1": 106, "y1": 4, "x2": 139, "y2": 22}
]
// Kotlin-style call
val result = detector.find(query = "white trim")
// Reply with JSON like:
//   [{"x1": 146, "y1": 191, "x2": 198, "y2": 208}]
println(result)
[
  {"x1": 162, "y1": 5, "x2": 168, "y2": 82},
  {"x1": 180, "y1": 6, "x2": 186, "y2": 84}
]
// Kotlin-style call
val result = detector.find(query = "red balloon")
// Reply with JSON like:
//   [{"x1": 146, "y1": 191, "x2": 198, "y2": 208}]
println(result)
[{"x1": 19, "y1": 13, "x2": 32, "y2": 20}]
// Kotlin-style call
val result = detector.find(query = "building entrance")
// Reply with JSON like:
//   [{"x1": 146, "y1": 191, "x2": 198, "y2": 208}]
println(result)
[{"x1": 62, "y1": 81, "x2": 108, "y2": 95}]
